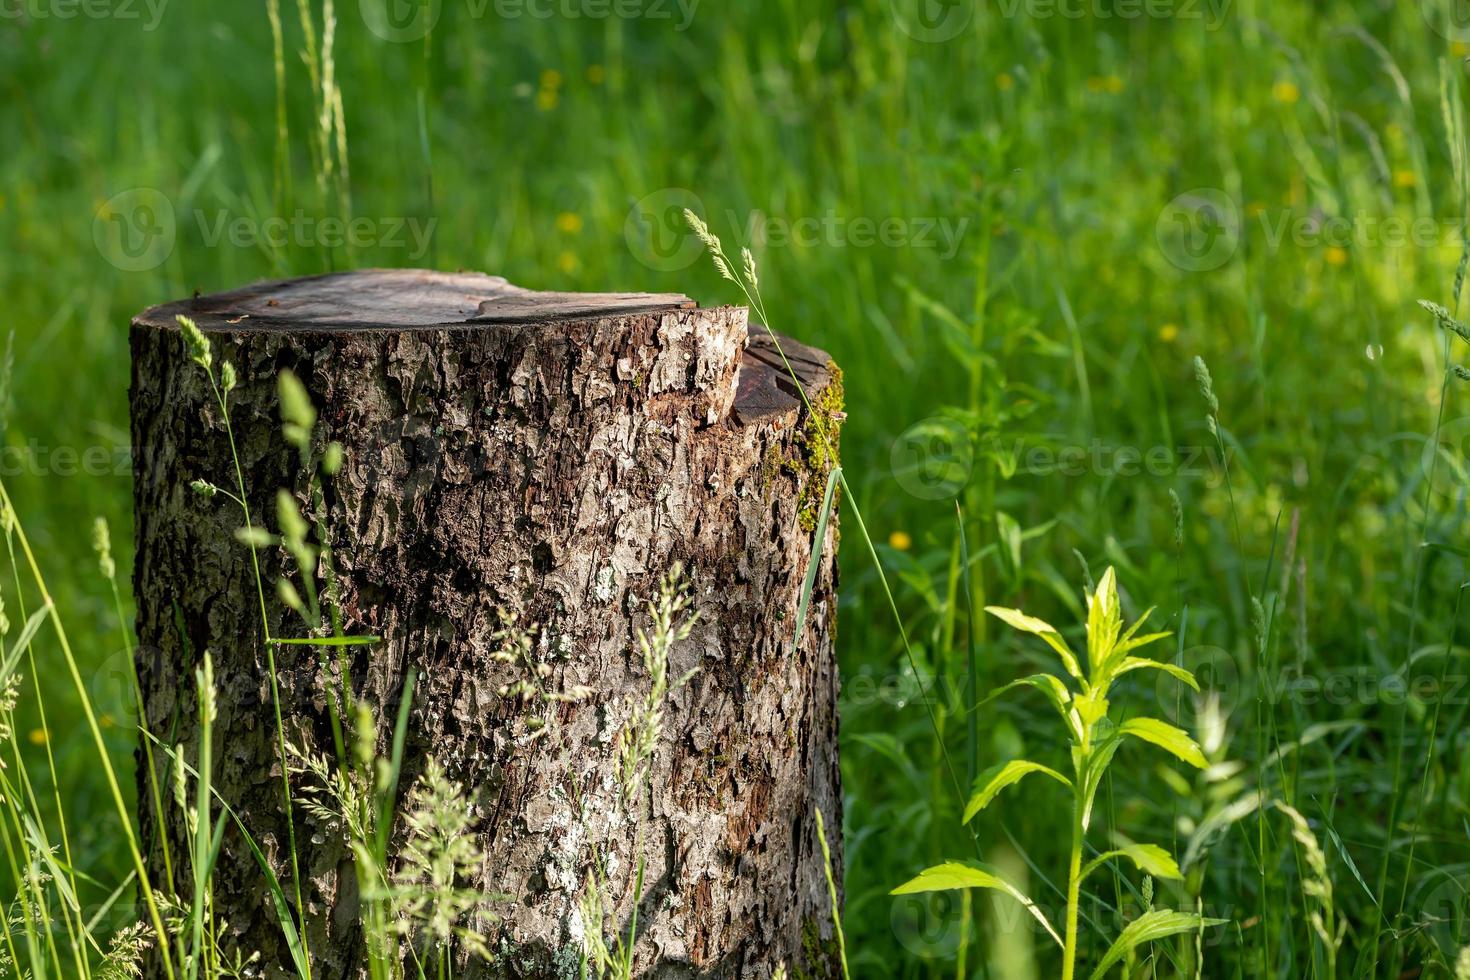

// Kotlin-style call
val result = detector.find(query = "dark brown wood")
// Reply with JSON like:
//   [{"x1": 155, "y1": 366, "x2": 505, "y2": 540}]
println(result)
[{"x1": 130, "y1": 270, "x2": 843, "y2": 979}]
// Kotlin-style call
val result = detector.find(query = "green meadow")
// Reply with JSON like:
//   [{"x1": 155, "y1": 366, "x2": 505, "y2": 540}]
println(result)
[{"x1": 8, "y1": 0, "x2": 1470, "y2": 975}]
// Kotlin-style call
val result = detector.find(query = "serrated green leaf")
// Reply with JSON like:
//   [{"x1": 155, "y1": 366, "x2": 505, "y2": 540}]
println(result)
[
  {"x1": 985, "y1": 606, "x2": 1083, "y2": 679},
  {"x1": 1088, "y1": 910, "x2": 1226, "y2": 980},
  {"x1": 1080, "y1": 843, "x2": 1183, "y2": 883},
  {"x1": 891, "y1": 861, "x2": 1062, "y2": 947},
  {"x1": 1119, "y1": 717, "x2": 1208, "y2": 769},
  {"x1": 1113, "y1": 657, "x2": 1200, "y2": 691},
  {"x1": 963, "y1": 760, "x2": 1071, "y2": 823}
]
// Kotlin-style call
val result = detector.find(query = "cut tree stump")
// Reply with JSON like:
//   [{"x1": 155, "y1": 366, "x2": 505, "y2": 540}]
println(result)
[{"x1": 129, "y1": 270, "x2": 844, "y2": 979}]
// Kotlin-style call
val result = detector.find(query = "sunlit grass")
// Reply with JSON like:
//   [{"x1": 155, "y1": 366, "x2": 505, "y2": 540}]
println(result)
[{"x1": 7, "y1": 0, "x2": 1470, "y2": 975}]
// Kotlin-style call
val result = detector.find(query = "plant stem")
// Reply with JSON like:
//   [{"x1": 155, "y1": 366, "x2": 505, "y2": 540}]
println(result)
[
  {"x1": 1062, "y1": 785, "x2": 1084, "y2": 980},
  {"x1": 209, "y1": 372, "x2": 312, "y2": 979}
]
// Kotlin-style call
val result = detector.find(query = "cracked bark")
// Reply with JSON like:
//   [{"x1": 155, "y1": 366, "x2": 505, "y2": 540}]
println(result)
[{"x1": 129, "y1": 270, "x2": 843, "y2": 979}]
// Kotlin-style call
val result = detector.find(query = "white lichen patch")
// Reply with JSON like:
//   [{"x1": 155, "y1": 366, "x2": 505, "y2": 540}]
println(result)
[{"x1": 594, "y1": 566, "x2": 616, "y2": 603}]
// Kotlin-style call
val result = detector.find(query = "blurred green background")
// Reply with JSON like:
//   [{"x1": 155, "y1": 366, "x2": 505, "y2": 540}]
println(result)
[{"x1": 10, "y1": 0, "x2": 1470, "y2": 975}]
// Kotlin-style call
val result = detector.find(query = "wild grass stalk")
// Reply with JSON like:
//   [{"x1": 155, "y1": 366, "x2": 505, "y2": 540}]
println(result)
[
  {"x1": 177, "y1": 316, "x2": 310, "y2": 976},
  {"x1": 0, "y1": 478, "x2": 178, "y2": 979},
  {"x1": 683, "y1": 210, "x2": 973, "y2": 815},
  {"x1": 96, "y1": 514, "x2": 178, "y2": 893}
]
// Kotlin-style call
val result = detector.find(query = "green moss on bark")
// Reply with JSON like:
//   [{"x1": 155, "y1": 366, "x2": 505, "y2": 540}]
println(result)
[{"x1": 789, "y1": 361, "x2": 844, "y2": 533}]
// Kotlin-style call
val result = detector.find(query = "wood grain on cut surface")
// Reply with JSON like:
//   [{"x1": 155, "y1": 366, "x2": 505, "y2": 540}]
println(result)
[
  {"x1": 133, "y1": 269, "x2": 696, "y2": 333},
  {"x1": 130, "y1": 271, "x2": 843, "y2": 979}
]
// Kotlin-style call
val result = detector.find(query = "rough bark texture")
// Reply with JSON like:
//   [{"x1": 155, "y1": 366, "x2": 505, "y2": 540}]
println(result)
[{"x1": 129, "y1": 270, "x2": 843, "y2": 979}]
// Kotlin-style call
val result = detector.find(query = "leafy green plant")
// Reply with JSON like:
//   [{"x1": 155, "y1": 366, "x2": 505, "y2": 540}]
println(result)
[{"x1": 892, "y1": 567, "x2": 1225, "y2": 979}]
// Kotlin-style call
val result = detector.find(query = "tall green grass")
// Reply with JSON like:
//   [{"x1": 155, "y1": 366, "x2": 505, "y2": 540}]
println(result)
[{"x1": 7, "y1": 0, "x2": 1470, "y2": 976}]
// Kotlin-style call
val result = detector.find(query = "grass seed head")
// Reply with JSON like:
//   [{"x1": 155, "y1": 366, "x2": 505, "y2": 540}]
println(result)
[
  {"x1": 92, "y1": 516, "x2": 115, "y2": 580},
  {"x1": 176, "y1": 315, "x2": 212, "y2": 370},
  {"x1": 1193, "y1": 356, "x2": 1219, "y2": 434},
  {"x1": 1169, "y1": 489, "x2": 1184, "y2": 546}
]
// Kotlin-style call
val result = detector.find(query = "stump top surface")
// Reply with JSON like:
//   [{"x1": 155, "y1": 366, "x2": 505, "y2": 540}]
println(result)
[{"x1": 133, "y1": 269, "x2": 697, "y2": 332}]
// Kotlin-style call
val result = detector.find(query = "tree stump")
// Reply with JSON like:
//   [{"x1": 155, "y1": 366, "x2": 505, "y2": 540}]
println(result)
[{"x1": 129, "y1": 270, "x2": 844, "y2": 978}]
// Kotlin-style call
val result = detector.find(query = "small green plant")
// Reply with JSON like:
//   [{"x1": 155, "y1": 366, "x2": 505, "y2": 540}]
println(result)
[{"x1": 891, "y1": 567, "x2": 1225, "y2": 980}]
